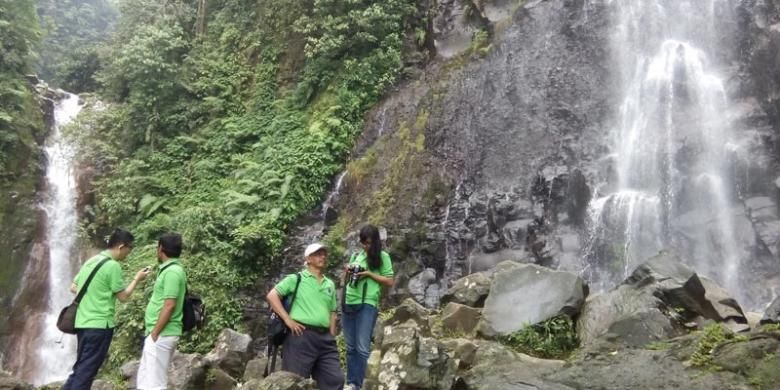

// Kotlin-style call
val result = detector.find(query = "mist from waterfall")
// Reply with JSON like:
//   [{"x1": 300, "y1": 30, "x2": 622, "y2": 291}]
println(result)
[{"x1": 585, "y1": 0, "x2": 746, "y2": 299}]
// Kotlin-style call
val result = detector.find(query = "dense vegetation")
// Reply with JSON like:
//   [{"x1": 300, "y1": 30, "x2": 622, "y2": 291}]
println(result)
[
  {"x1": 55, "y1": 0, "x2": 430, "y2": 373},
  {"x1": 36, "y1": 0, "x2": 117, "y2": 92},
  {"x1": 0, "y1": 0, "x2": 40, "y2": 176}
]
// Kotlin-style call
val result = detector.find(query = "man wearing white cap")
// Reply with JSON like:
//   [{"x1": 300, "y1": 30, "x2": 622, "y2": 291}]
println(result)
[{"x1": 266, "y1": 243, "x2": 343, "y2": 389}]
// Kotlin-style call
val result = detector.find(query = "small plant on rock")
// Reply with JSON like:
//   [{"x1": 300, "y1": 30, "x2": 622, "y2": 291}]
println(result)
[{"x1": 500, "y1": 316, "x2": 579, "y2": 359}]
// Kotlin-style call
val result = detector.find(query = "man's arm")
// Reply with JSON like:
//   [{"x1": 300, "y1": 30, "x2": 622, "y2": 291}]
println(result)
[
  {"x1": 150, "y1": 298, "x2": 176, "y2": 341},
  {"x1": 115, "y1": 268, "x2": 149, "y2": 302},
  {"x1": 357, "y1": 271, "x2": 394, "y2": 288},
  {"x1": 266, "y1": 288, "x2": 305, "y2": 336}
]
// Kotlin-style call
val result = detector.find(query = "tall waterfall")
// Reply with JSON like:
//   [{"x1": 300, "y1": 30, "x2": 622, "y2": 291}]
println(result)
[
  {"x1": 586, "y1": 1, "x2": 745, "y2": 297},
  {"x1": 5, "y1": 93, "x2": 84, "y2": 384}
]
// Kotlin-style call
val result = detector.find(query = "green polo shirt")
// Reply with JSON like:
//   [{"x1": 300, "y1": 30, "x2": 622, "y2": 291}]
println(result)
[
  {"x1": 72, "y1": 251, "x2": 125, "y2": 328},
  {"x1": 345, "y1": 251, "x2": 394, "y2": 307},
  {"x1": 144, "y1": 259, "x2": 186, "y2": 336},
  {"x1": 275, "y1": 269, "x2": 337, "y2": 328}
]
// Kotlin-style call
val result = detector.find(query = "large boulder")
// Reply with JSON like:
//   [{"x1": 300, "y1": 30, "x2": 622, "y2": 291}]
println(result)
[
  {"x1": 366, "y1": 321, "x2": 457, "y2": 389},
  {"x1": 90, "y1": 380, "x2": 115, "y2": 390},
  {"x1": 204, "y1": 329, "x2": 252, "y2": 378},
  {"x1": 441, "y1": 271, "x2": 492, "y2": 308},
  {"x1": 205, "y1": 368, "x2": 236, "y2": 390},
  {"x1": 760, "y1": 295, "x2": 780, "y2": 325},
  {"x1": 243, "y1": 357, "x2": 269, "y2": 382},
  {"x1": 168, "y1": 352, "x2": 207, "y2": 390},
  {"x1": 386, "y1": 298, "x2": 432, "y2": 334},
  {"x1": 120, "y1": 360, "x2": 139, "y2": 389},
  {"x1": 441, "y1": 302, "x2": 481, "y2": 335},
  {"x1": 478, "y1": 262, "x2": 588, "y2": 337},
  {"x1": 0, "y1": 373, "x2": 30, "y2": 390},
  {"x1": 578, "y1": 252, "x2": 749, "y2": 346},
  {"x1": 241, "y1": 371, "x2": 315, "y2": 390}
]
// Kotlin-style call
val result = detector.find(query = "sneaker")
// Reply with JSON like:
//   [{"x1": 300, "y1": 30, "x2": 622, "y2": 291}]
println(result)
[{"x1": 343, "y1": 384, "x2": 357, "y2": 390}]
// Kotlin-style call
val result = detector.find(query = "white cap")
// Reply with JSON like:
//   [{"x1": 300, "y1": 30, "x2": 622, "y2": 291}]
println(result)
[{"x1": 304, "y1": 243, "x2": 327, "y2": 257}]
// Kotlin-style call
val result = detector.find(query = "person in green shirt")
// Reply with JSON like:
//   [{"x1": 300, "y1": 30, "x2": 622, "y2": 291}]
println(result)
[
  {"x1": 136, "y1": 232, "x2": 187, "y2": 390},
  {"x1": 63, "y1": 229, "x2": 150, "y2": 390},
  {"x1": 266, "y1": 242, "x2": 344, "y2": 390},
  {"x1": 342, "y1": 224, "x2": 394, "y2": 390}
]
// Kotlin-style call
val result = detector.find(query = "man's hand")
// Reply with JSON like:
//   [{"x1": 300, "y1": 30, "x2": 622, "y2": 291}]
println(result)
[
  {"x1": 285, "y1": 318, "x2": 306, "y2": 336},
  {"x1": 134, "y1": 267, "x2": 151, "y2": 282},
  {"x1": 151, "y1": 332, "x2": 159, "y2": 342}
]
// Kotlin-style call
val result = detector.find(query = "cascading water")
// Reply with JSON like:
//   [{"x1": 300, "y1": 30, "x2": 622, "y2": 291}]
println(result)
[
  {"x1": 585, "y1": 0, "x2": 747, "y2": 299},
  {"x1": 7, "y1": 93, "x2": 83, "y2": 384}
]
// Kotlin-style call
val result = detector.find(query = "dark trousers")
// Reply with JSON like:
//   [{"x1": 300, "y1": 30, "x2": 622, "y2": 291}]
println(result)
[
  {"x1": 63, "y1": 328, "x2": 114, "y2": 390},
  {"x1": 282, "y1": 327, "x2": 344, "y2": 390}
]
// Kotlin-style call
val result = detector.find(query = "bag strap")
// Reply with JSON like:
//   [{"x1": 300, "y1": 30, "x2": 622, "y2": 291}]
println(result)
[
  {"x1": 74, "y1": 255, "x2": 111, "y2": 304},
  {"x1": 287, "y1": 272, "x2": 302, "y2": 311}
]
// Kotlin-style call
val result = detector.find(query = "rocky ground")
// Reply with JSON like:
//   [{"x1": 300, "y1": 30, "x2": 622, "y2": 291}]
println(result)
[{"x1": 4, "y1": 251, "x2": 779, "y2": 390}]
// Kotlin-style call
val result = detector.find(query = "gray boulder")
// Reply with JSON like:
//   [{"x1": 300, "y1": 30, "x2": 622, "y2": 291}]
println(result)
[
  {"x1": 168, "y1": 352, "x2": 207, "y2": 390},
  {"x1": 441, "y1": 302, "x2": 481, "y2": 335},
  {"x1": 120, "y1": 359, "x2": 139, "y2": 389},
  {"x1": 243, "y1": 357, "x2": 269, "y2": 381},
  {"x1": 241, "y1": 371, "x2": 315, "y2": 390},
  {"x1": 386, "y1": 298, "x2": 432, "y2": 334},
  {"x1": 205, "y1": 368, "x2": 236, "y2": 390},
  {"x1": 441, "y1": 271, "x2": 492, "y2": 308},
  {"x1": 478, "y1": 262, "x2": 587, "y2": 337},
  {"x1": 441, "y1": 338, "x2": 479, "y2": 369},
  {"x1": 760, "y1": 295, "x2": 780, "y2": 325},
  {"x1": 90, "y1": 380, "x2": 115, "y2": 390},
  {"x1": 578, "y1": 251, "x2": 748, "y2": 346},
  {"x1": 0, "y1": 372, "x2": 30, "y2": 390},
  {"x1": 204, "y1": 329, "x2": 252, "y2": 378}
]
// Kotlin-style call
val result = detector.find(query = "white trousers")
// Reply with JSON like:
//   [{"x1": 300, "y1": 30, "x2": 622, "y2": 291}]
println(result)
[{"x1": 136, "y1": 335, "x2": 179, "y2": 390}]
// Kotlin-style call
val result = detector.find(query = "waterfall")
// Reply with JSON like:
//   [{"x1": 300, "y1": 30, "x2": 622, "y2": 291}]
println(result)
[
  {"x1": 585, "y1": 1, "x2": 745, "y2": 297},
  {"x1": 6, "y1": 93, "x2": 84, "y2": 385}
]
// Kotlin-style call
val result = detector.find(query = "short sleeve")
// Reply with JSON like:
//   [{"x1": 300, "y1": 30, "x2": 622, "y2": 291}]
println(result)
[
  {"x1": 162, "y1": 270, "x2": 184, "y2": 299},
  {"x1": 107, "y1": 261, "x2": 125, "y2": 293},
  {"x1": 73, "y1": 266, "x2": 85, "y2": 288},
  {"x1": 274, "y1": 274, "x2": 298, "y2": 297},
  {"x1": 380, "y1": 252, "x2": 394, "y2": 277}
]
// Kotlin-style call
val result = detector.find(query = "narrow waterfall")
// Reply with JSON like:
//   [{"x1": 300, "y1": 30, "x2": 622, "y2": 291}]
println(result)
[
  {"x1": 585, "y1": 1, "x2": 746, "y2": 298},
  {"x1": 6, "y1": 93, "x2": 84, "y2": 384}
]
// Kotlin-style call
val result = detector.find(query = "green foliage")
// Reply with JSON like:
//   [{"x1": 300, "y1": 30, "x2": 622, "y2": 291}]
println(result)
[
  {"x1": 688, "y1": 324, "x2": 747, "y2": 368},
  {"x1": 336, "y1": 333, "x2": 347, "y2": 367},
  {"x1": 0, "y1": 0, "x2": 40, "y2": 174},
  {"x1": 64, "y1": 0, "x2": 427, "y2": 376},
  {"x1": 500, "y1": 316, "x2": 579, "y2": 359},
  {"x1": 36, "y1": 0, "x2": 118, "y2": 91}
]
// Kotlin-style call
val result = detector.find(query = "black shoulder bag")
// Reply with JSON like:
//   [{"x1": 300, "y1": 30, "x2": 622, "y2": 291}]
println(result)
[
  {"x1": 159, "y1": 262, "x2": 205, "y2": 332},
  {"x1": 264, "y1": 272, "x2": 302, "y2": 376},
  {"x1": 56, "y1": 256, "x2": 111, "y2": 334}
]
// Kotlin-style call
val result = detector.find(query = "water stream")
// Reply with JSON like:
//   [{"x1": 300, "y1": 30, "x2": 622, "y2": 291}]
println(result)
[{"x1": 586, "y1": 0, "x2": 745, "y2": 298}]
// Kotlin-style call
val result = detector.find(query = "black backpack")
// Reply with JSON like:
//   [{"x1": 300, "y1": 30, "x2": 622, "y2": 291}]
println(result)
[
  {"x1": 264, "y1": 272, "x2": 302, "y2": 375},
  {"x1": 160, "y1": 263, "x2": 205, "y2": 332}
]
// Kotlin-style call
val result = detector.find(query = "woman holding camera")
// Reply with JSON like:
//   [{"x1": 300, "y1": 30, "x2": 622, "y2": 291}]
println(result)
[{"x1": 342, "y1": 224, "x2": 394, "y2": 390}]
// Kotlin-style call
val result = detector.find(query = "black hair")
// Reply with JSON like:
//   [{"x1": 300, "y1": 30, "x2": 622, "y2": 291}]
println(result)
[
  {"x1": 359, "y1": 224, "x2": 382, "y2": 270},
  {"x1": 107, "y1": 228, "x2": 134, "y2": 248},
  {"x1": 158, "y1": 232, "x2": 183, "y2": 258}
]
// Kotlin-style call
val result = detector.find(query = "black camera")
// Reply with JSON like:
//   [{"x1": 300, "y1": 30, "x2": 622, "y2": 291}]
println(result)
[{"x1": 346, "y1": 264, "x2": 365, "y2": 287}]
